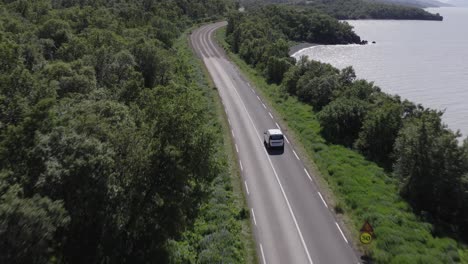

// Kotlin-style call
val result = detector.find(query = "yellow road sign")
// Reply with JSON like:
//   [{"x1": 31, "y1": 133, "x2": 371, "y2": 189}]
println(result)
[{"x1": 360, "y1": 232, "x2": 372, "y2": 244}]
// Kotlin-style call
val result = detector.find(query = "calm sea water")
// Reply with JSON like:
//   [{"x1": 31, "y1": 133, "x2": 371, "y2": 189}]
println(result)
[{"x1": 293, "y1": 7, "x2": 468, "y2": 138}]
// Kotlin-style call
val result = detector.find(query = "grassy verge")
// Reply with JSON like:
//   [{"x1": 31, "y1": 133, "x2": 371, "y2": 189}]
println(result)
[
  {"x1": 166, "y1": 28, "x2": 256, "y2": 263},
  {"x1": 216, "y1": 26, "x2": 468, "y2": 263}
]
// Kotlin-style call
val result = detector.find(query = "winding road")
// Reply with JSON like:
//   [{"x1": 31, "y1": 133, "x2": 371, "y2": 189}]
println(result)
[{"x1": 190, "y1": 22, "x2": 360, "y2": 264}]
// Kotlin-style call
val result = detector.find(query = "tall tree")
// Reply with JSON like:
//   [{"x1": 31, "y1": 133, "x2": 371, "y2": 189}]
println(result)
[{"x1": 393, "y1": 111, "x2": 465, "y2": 223}]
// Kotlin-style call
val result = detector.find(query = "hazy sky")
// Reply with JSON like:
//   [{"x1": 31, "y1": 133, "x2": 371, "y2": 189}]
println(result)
[{"x1": 439, "y1": 0, "x2": 468, "y2": 6}]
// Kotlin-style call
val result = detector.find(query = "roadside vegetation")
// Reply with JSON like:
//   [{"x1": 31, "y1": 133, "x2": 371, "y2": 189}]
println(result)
[
  {"x1": 0, "y1": 0, "x2": 252, "y2": 263},
  {"x1": 221, "y1": 6, "x2": 468, "y2": 263}
]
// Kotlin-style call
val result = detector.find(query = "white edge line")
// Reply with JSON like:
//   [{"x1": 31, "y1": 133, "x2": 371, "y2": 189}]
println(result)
[
  {"x1": 269, "y1": 112, "x2": 273, "y2": 119},
  {"x1": 260, "y1": 243, "x2": 267, "y2": 264},
  {"x1": 260, "y1": 243, "x2": 266, "y2": 264},
  {"x1": 235, "y1": 144, "x2": 239, "y2": 153},
  {"x1": 257, "y1": 95, "x2": 261, "y2": 100},
  {"x1": 304, "y1": 168, "x2": 312, "y2": 182},
  {"x1": 239, "y1": 160, "x2": 243, "y2": 171},
  {"x1": 262, "y1": 103, "x2": 266, "y2": 109},
  {"x1": 244, "y1": 181, "x2": 250, "y2": 195},
  {"x1": 251, "y1": 208, "x2": 257, "y2": 226},
  {"x1": 275, "y1": 122, "x2": 280, "y2": 129},
  {"x1": 231, "y1": 130, "x2": 235, "y2": 138},
  {"x1": 292, "y1": 150, "x2": 300, "y2": 160},
  {"x1": 318, "y1": 192, "x2": 328, "y2": 208},
  {"x1": 335, "y1": 222, "x2": 348, "y2": 244},
  {"x1": 210, "y1": 58, "x2": 314, "y2": 264},
  {"x1": 284, "y1": 135, "x2": 290, "y2": 144}
]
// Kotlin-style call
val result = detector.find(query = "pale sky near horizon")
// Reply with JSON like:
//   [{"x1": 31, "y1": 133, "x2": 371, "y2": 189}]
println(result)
[{"x1": 439, "y1": 0, "x2": 468, "y2": 6}]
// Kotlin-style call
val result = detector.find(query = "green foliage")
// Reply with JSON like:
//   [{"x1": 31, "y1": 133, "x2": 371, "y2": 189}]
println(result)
[
  {"x1": 226, "y1": 5, "x2": 361, "y2": 83},
  {"x1": 318, "y1": 97, "x2": 369, "y2": 146},
  {"x1": 239, "y1": 0, "x2": 444, "y2": 21},
  {"x1": 304, "y1": 0, "x2": 444, "y2": 20},
  {"x1": 394, "y1": 110, "x2": 467, "y2": 227},
  {"x1": 0, "y1": 181, "x2": 70, "y2": 264},
  {"x1": 0, "y1": 0, "x2": 247, "y2": 263},
  {"x1": 132, "y1": 41, "x2": 174, "y2": 88},
  {"x1": 355, "y1": 98, "x2": 403, "y2": 169}
]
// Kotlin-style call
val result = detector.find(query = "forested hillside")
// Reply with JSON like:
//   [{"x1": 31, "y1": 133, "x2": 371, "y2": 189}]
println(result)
[
  {"x1": 0, "y1": 0, "x2": 251, "y2": 263},
  {"x1": 240, "y1": 0, "x2": 444, "y2": 20},
  {"x1": 302, "y1": 0, "x2": 444, "y2": 20},
  {"x1": 224, "y1": 6, "x2": 468, "y2": 262}
]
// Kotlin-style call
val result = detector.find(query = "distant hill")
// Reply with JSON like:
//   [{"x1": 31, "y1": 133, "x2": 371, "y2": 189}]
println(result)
[
  {"x1": 368, "y1": 0, "x2": 450, "y2": 7},
  {"x1": 240, "y1": 0, "x2": 449, "y2": 7},
  {"x1": 240, "y1": 0, "x2": 444, "y2": 20}
]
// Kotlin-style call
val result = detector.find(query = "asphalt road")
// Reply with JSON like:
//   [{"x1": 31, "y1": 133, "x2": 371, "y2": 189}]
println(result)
[{"x1": 190, "y1": 22, "x2": 360, "y2": 264}]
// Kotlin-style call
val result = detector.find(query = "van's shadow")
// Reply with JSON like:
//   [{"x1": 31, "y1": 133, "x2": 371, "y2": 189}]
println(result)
[{"x1": 264, "y1": 142, "x2": 284, "y2": 155}]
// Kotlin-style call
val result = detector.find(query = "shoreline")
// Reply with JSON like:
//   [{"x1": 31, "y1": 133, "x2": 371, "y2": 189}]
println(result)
[{"x1": 288, "y1": 42, "x2": 317, "y2": 56}]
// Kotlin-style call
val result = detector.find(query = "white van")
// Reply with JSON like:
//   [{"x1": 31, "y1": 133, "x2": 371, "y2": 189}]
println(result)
[{"x1": 263, "y1": 129, "x2": 284, "y2": 149}]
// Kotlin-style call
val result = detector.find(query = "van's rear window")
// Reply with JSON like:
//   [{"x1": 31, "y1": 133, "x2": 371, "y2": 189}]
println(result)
[{"x1": 270, "y1": 135, "x2": 284, "y2": 140}]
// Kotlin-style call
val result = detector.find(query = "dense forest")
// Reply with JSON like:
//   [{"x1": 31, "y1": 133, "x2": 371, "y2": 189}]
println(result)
[
  {"x1": 240, "y1": 0, "x2": 443, "y2": 20},
  {"x1": 0, "y1": 0, "x2": 251, "y2": 263},
  {"x1": 301, "y1": 0, "x2": 443, "y2": 20},
  {"x1": 225, "y1": 6, "x2": 468, "y2": 262}
]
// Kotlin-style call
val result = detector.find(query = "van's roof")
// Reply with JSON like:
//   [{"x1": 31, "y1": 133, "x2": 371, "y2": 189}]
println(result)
[{"x1": 268, "y1": 129, "x2": 283, "y2": 135}]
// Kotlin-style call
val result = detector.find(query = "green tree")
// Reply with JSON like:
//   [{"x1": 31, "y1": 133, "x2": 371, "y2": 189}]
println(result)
[
  {"x1": 38, "y1": 19, "x2": 71, "y2": 52},
  {"x1": 0, "y1": 39, "x2": 20, "y2": 74},
  {"x1": 336, "y1": 79, "x2": 381, "y2": 102},
  {"x1": 393, "y1": 111, "x2": 465, "y2": 223},
  {"x1": 132, "y1": 41, "x2": 173, "y2": 88},
  {"x1": 264, "y1": 56, "x2": 292, "y2": 84},
  {"x1": 297, "y1": 74, "x2": 340, "y2": 110},
  {"x1": 317, "y1": 96, "x2": 368, "y2": 146},
  {"x1": 339, "y1": 66, "x2": 356, "y2": 85},
  {"x1": 355, "y1": 99, "x2": 403, "y2": 169},
  {"x1": 0, "y1": 182, "x2": 69, "y2": 264}
]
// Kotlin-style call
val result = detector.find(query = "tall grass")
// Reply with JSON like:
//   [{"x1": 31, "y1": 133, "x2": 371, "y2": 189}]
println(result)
[{"x1": 215, "y1": 26, "x2": 468, "y2": 263}]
